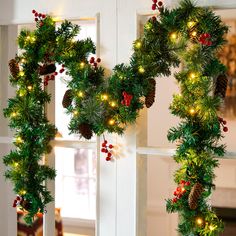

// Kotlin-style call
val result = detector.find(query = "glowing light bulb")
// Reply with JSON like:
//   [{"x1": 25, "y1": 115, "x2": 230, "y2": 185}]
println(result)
[
  {"x1": 138, "y1": 66, "x2": 145, "y2": 73},
  {"x1": 145, "y1": 22, "x2": 152, "y2": 30},
  {"x1": 31, "y1": 37, "x2": 36, "y2": 42},
  {"x1": 110, "y1": 101, "x2": 116, "y2": 107},
  {"x1": 27, "y1": 85, "x2": 33, "y2": 91},
  {"x1": 80, "y1": 62, "x2": 85, "y2": 68},
  {"x1": 189, "y1": 72, "x2": 196, "y2": 79},
  {"x1": 11, "y1": 112, "x2": 17, "y2": 117},
  {"x1": 73, "y1": 110, "x2": 78, "y2": 115},
  {"x1": 21, "y1": 59, "x2": 26, "y2": 63},
  {"x1": 26, "y1": 36, "x2": 31, "y2": 40},
  {"x1": 101, "y1": 94, "x2": 108, "y2": 100},
  {"x1": 209, "y1": 225, "x2": 216, "y2": 231},
  {"x1": 108, "y1": 119, "x2": 115, "y2": 125},
  {"x1": 196, "y1": 218, "x2": 203, "y2": 225},
  {"x1": 189, "y1": 108, "x2": 195, "y2": 115},
  {"x1": 78, "y1": 91, "x2": 83, "y2": 97},
  {"x1": 187, "y1": 21, "x2": 195, "y2": 28},
  {"x1": 19, "y1": 90, "x2": 26, "y2": 97},
  {"x1": 170, "y1": 32, "x2": 177, "y2": 40},
  {"x1": 135, "y1": 41, "x2": 142, "y2": 49},
  {"x1": 21, "y1": 190, "x2": 27, "y2": 195},
  {"x1": 191, "y1": 31, "x2": 197, "y2": 37},
  {"x1": 16, "y1": 137, "x2": 23, "y2": 143},
  {"x1": 181, "y1": 187, "x2": 185, "y2": 192},
  {"x1": 14, "y1": 162, "x2": 19, "y2": 167},
  {"x1": 19, "y1": 71, "x2": 25, "y2": 77}
]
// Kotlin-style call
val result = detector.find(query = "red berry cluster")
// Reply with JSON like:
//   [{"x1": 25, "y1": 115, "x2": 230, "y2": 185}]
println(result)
[
  {"x1": 121, "y1": 91, "x2": 133, "y2": 107},
  {"x1": 44, "y1": 73, "x2": 56, "y2": 86},
  {"x1": 101, "y1": 140, "x2": 114, "y2": 161},
  {"x1": 44, "y1": 64, "x2": 65, "y2": 86},
  {"x1": 218, "y1": 117, "x2": 228, "y2": 132},
  {"x1": 12, "y1": 195, "x2": 22, "y2": 208},
  {"x1": 89, "y1": 57, "x2": 101, "y2": 69},
  {"x1": 152, "y1": 0, "x2": 163, "y2": 11},
  {"x1": 172, "y1": 180, "x2": 190, "y2": 203},
  {"x1": 199, "y1": 33, "x2": 212, "y2": 46},
  {"x1": 32, "y1": 10, "x2": 46, "y2": 27},
  {"x1": 59, "y1": 64, "x2": 65, "y2": 74}
]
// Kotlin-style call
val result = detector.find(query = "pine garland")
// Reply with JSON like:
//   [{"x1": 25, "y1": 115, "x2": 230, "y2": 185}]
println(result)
[{"x1": 4, "y1": 1, "x2": 228, "y2": 233}]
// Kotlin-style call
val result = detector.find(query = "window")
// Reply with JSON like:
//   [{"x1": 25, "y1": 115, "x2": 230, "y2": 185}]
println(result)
[{"x1": 54, "y1": 20, "x2": 97, "y2": 221}]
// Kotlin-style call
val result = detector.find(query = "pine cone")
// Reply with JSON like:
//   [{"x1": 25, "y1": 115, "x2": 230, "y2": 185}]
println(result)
[
  {"x1": 20, "y1": 199, "x2": 31, "y2": 211},
  {"x1": 145, "y1": 78, "x2": 156, "y2": 108},
  {"x1": 9, "y1": 59, "x2": 19, "y2": 79},
  {"x1": 78, "y1": 123, "x2": 93, "y2": 139},
  {"x1": 214, "y1": 74, "x2": 228, "y2": 98},
  {"x1": 188, "y1": 182, "x2": 204, "y2": 210},
  {"x1": 39, "y1": 63, "x2": 56, "y2": 75},
  {"x1": 62, "y1": 89, "x2": 73, "y2": 108}
]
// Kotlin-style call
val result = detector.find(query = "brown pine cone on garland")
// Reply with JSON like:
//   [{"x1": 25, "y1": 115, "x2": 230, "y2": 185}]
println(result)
[
  {"x1": 39, "y1": 63, "x2": 56, "y2": 75},
  {"x1": 214, "y1": 74, "x2": 228, "y2": 98},
  {"x1": 20, "y1": 199, "x2": 31, "y2": 211},
  {"x1": 78, "y1": 123, "x2": 93, "y2": 139},
  {"x1": 9, "y1": 59, "x2": 20, "y2": 79},
  {"x1": 188, "y1": 182, "x2": 204, "y2": 210},
  {"x1": 145, "y1": 78, "x2": 156, "y2": 108},
  {"x1": 62, "y1": 89, "x2": 73, "y2": 108}
]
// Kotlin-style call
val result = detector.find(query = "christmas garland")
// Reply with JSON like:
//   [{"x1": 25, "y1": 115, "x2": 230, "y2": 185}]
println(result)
[{"x1": 4, "y1": 0, "x2": 228, "y2": 233}]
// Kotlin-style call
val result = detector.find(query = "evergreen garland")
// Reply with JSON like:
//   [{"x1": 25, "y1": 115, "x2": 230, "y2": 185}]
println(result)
[{"x1": 3, "y1": 1, "x2": 228, "y2": 233}]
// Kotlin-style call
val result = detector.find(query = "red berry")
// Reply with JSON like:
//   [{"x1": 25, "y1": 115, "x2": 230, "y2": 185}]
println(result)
[
  {"x1": 176, "y1": 187, "x2": 181, "y2": 192},
  {"x1": 39, "y1": 13, "x2": 42, "y2": 17},
  {"x1": 180, "y1": 180, "x2": 185, "y2": 185},
  {"x1": 152, "y1": 0, "x2": 157, "y2": 3},
  {"x1": 96, "y1": 58, "x2": 101, "y2": 63},
  {"x1": 32, "y1": 10, "x2": 36, "y2": 14},
  {"x1": 44, "y1": 82, "x2": 48, "y2": 86},
  {"x1": 35, "y1": 18, "x2": 39, "y2": 22},
  {"x1": 185, "y1": 181, "x2": 190, "y2": 186},
  {"x1": 152, "y1": 4, "x2": 156, "y2": 10},
  {"x1": 42, "y1": 14, "x2": 46, "y2": 18},
  {"x1": 13, "y1": 202, "x2": 17, "y2": 208},
  {"x1": 50, "y1": 75, "x2": 55, "y2": 80},
  {"x1": 35, "y1": 12, "x2": 38, "y2": 17},
  {"x1": 174, "y1": 191, "x2": 177, "y2": 196},
  {"x1": 16, "y1": 196, "x2": 21, "y2": 201},
  {"x1": 59, "y1": 69, "x2": 64, "y2": 73},
  {"x1": 40, "y1": 22, "x2": 44, "y2": 27},
  {"x1": 107, "y1": 152, "x2": 112, "y2": 158},
  {"x1": 102, "y1": 143, "x2": 106, "y2": 147},
  {"x1": 62, "y1": 64, "x2": 65, "y2": 67},
  {"x1": 90, "y1": 57, "x2": 95, "y2": 63},
  {"x1": 106, "y1": 157, "x2": 111, "y2": 161},
  {"x1": 152, "y1": 16, "x2": 156, "y2": 21},
  {"x1": 54, "y1": 72, "x2": 58, "y2": 76},
  {"x1": 172, "y1": 198, "x2": 177, "y2": 203},
  {"x1": 105, "y1": 149, "x2": 108, "y2": 153},
  {"x1": 101, "y1": 148, "x2": 106, "y2": 153},
  {"x1": 218, "y1": 117, "x2": 223, "y2": 122},
  {"x1": 104, "y1": 140, "x2": 108, "y2": 144},
  {"x1": 223, "y1": 127, "x2": 228, "y2": 132},
  {"x1": 158, "y1": 1, "x2": 163, "y2": 7},
  {"x1": 223, "y1": 120, "x2": 227, "y2": 125},
  {"x1": 207, "y1": 41, "x2": 212, "y2": 46},
  {"x1": 108, "y1": 144, "x2": 113, "y2": 149},
  {"x1": 93, "y1": 62, "x2": 97, "y2": 67}
]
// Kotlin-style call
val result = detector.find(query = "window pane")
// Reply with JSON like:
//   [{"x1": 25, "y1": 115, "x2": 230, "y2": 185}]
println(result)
[
  {"x1": 55, "y1": 147, "x2": 96, "y2": 219},
  {"x1": 55, "y1": 20, "x2": 96, "y2": 140}
]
